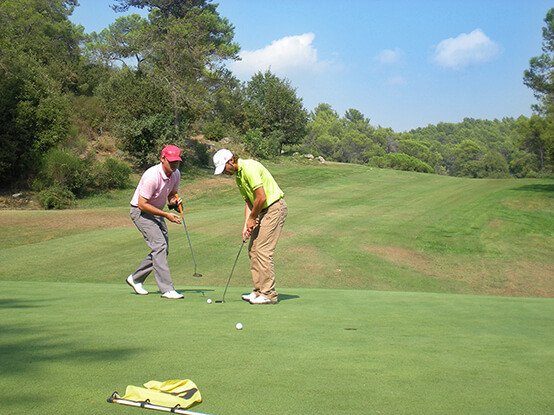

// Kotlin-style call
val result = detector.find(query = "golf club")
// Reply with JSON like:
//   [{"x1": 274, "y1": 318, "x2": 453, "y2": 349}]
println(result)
[
  {"x1": 215, "y1": 239, "x2": 246, "y2": 303},
  {"x1": 175, "y1": 193, "x2": 202, "y2": 278}
]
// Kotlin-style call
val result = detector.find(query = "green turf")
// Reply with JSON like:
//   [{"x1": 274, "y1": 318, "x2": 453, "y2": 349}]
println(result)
[
  {"x1": 1, "y1": 280, "x2": 552, "y2": 415},
  {"x1": 1, "y1": 162, "x2": 553, "y2": 414},
  {"x1": 1, "y1": 162, "x2": 552, "y2": 296}
]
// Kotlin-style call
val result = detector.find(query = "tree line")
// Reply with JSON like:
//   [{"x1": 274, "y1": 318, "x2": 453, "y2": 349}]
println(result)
[
  {"x1": 0, "y1": 1, "x2": 552, "y2": 207},
  {"x1": 302, "y1": 108, "x2": 542, "y2": 178}
]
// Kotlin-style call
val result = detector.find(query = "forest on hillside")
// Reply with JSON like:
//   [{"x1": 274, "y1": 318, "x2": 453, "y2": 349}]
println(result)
[{"x1": 1, "y1": 1, "x2": 553, "y2": 208}]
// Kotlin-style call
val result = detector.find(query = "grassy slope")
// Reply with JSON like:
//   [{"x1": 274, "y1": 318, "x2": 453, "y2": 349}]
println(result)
[
  {"x1": 0, "y1": 161, "x2": 553, "y2": 414},
  {"x1": 0, "y1": 160, "x2": 552, "y2": 297}
]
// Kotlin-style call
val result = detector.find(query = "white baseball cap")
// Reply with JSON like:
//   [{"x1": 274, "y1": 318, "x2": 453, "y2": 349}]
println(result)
[{"x1": 213, "y1": 149, "x2": 233, "y2": 175}]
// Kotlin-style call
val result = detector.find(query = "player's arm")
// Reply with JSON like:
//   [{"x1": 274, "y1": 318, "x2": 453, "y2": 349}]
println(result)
[
  {"x1": 243, "y1": 187, "x2": 266, "y2": 239},
  {"x1": 138, "y1": 195, "x2": 181, "y2": 223}
]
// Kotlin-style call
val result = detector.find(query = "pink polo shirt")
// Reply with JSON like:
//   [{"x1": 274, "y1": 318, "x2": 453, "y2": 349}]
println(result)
[{"x1": 130, "y1": 163, "x2": 180, "y2": 210}]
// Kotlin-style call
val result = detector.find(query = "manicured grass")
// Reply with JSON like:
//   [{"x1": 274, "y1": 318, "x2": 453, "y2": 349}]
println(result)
[
  {"x1": 1, "y1": 161, "x2": 553, "y2": 414},
  {"x1": 1, "y1": 280, "x2": 552, "y2": 415}
]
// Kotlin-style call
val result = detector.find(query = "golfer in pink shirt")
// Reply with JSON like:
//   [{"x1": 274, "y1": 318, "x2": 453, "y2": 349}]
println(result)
[{"x1": 126, "y1": 145, "x2": 184, "y2": 299}]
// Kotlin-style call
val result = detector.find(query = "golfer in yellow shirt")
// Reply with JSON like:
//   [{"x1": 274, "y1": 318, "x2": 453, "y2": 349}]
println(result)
[{"x1": 213, "y1": 149, "x2": 287, "y2": 304}]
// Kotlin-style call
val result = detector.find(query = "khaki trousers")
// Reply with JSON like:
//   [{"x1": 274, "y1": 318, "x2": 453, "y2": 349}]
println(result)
[{"x1": 248, "y1": 198, "x2": 287, "y2": 301}]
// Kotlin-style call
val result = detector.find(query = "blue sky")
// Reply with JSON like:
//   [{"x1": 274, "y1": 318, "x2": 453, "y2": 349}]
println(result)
[{"x1": 70, "y1": 0, "x2": 552, "y2": 132}]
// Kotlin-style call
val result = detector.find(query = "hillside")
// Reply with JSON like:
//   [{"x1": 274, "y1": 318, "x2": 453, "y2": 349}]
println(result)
[{"x1": 0, "y1": 161, "x2": 552, "y2": 297}]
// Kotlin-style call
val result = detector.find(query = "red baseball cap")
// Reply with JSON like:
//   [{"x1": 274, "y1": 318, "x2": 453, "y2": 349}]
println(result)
[{"x1": 161, "y1": 145, "x2": 182, "y2": 162}]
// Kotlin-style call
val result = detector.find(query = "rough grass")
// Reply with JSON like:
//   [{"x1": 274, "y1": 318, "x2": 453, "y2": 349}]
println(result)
[{"x1": 0, "y1": 161, "x2": 552, "y2": 297}]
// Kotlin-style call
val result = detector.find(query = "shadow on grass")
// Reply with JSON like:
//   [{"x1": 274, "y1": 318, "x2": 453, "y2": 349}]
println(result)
[
  {"x1": 145, "y1": 288, "x2": 215, "y2": 296},
  {"x1": 279, "y1": 293, "x2": 300, "y2": 301},
  {"x1": 181, "y1": 288, "x2": 214, "y2": 296},
  {"x1": 0, "y1": 298, "x2": 48, "y2": 309},
  {"x1": 0, "y1": 328, "x2": 139, "y2": 375},
  {"x1": 2, "y1": 393, "x2": 53, "y2": 411},
  {"x1": 512, "y1": 183, "x2": 554, "y2": 195}
]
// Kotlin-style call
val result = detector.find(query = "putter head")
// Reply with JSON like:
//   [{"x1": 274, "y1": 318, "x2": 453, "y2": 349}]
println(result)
[
  {"x1": 193, "y1": 272, "x2": 203, "y2": 278},
  {"x1": 215, "y1": 300, "x2": 225, "y2": 303}
]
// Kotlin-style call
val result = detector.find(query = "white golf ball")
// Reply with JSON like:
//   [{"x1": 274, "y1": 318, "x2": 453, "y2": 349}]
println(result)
[
  {"x1": 206, "y1": 298, "x2": 212, "y2": 304},
  {"x1": 235, "y1": 322, "x2": 243, "y2": 330}
]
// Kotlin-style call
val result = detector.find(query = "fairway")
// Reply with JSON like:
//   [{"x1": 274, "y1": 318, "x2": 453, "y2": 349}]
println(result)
[{"x1": 1, "y1": 162, "x2": 553, "y2": 414}]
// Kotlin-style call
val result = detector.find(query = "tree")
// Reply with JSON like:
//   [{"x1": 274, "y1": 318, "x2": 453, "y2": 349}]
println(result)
[
  {"x1": 245, "y1": 71, "x2": 308, "y2": 154},
  {"x1": 0, "y1": 0, "x2": 83, "y2": 188},
  {"x1": 398, "y1": 139, "x2": 442, "y2": 169},
  {"x1": 344, "y1": 108, "x2": 372, "y2": 134},
  {"x1": 304, "y1": 103, "x2": 343, "y2": 157},
  {"x1": 91, "y1": 0, "x2": 240, "y2": 131},
  {"x1": 449, "y1": 140, "x2": 482, "y2": 177},
  {"x1": 86, "y1": 14, "x2": 149, "y2": 68},
  {"x1": 481, "y1": 151, "x2": 510, "y2": 178},
  {"x1": 523, "y1": 7, "x2": 554, "y2": 112},
  {"x1": 95, "y1": 67, "x2": 175, "y2": 166},
  {"x1": 113, "y1": 0, "x2": 214, "y2": 18},
  {"x1": 202, "y1": 71, "x2": 248, "y2": 139},
  {"x1": 517, "y1": 114, "x2": 552, "y2": 170}
]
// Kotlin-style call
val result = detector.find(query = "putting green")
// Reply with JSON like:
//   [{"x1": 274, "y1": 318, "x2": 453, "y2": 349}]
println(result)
[{"x1": 1, "y1": 280, "x2": 552, "y2": 414}]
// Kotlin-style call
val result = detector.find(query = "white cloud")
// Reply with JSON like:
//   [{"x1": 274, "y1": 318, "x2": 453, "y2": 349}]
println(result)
[
  {"x1": 432, "y1": 29, "x2": 500, "y2": 70},
  {"x1": 229, "y1": 33, "x2": 328, "y2": 79},
  {"x1": 375, "y1": 48, "x2": 404, "y2": 64}
]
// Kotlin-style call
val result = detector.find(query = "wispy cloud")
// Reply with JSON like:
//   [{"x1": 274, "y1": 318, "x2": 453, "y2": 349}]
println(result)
[
  {"x1": 229, "y1": 33, "x2": 330, "y2": 79},
  {"x1": 375, "y1": 48, "x2": 404, "y2": 65},
  {"x1": 432, "y1": 29, "x2": 500, "y2": 70}
]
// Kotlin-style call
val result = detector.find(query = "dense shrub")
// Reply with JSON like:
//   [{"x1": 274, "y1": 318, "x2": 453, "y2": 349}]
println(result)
[
  {"x1": 194, "y1": 143, "x2": 211, "y2": 166},
  {"x1": 37, "y1": 185, "x2": 75, "y2": 209},
  {"x1": 118, "y1": 112, "x2": 183, "y2": 167},
  {"x1": 33, "y1": 149, "x2": 91, "y2": 197},
  {"x1": 201, "y1": 119, "x2": 227, "y2": 141},
  {"x1": 93, "y1": 158, "x2": 132, "y2": 190},
  {"x1": 368, "y1": 153, "x2": 435, "y2": 173},
  {"x1": 32, "y1": 149, "x2": 132, "y2": 208},
  {"x1": 242, "y1": 128, "x2": 280, "y2": 159}
]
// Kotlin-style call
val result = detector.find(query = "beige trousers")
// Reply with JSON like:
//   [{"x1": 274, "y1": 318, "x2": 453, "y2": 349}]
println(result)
[{"x1": 248, "y1": 198, "x2": 287, "y2": 301}]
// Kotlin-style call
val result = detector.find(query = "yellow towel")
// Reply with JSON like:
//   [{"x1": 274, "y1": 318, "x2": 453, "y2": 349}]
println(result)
[{"x1": 122, "y1": 379, "x2": 201, "y2": 408}]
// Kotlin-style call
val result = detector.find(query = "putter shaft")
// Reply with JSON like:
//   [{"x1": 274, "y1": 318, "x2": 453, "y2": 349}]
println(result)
[
  {"x1": 218, "y1": 239, "x2": 246, "y2": 303},
  {"x1": 175, "y1": 194, "x2": 202, "y2": 278}
]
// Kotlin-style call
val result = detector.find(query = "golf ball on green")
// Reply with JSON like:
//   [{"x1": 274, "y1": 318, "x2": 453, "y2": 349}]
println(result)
[
  {"x1": 206, "y1": 298, "x2": 212, "y2": 304},
  {"x1": 236, "y1": 322, "x2": 243, "y2": 330}
]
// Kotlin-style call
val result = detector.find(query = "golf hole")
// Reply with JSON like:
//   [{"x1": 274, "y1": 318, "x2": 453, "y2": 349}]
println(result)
[{"x1": 344, "y1": 328, "x2": 357, "y2": 331}]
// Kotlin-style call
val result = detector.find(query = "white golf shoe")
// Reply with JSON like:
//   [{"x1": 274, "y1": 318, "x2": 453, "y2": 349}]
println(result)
[
  {"x1": 161, "y1": 290, "x2": 184, "y2": 299},
  {"x1": 249, "y1": 295, "x2": 278, "y2": 305},
  {"x1": 241, "y1": 292, "x2": 257, "y2": 302},
  {"x1": 126, "y1": 275, "x2": 148, "y2": 295}
]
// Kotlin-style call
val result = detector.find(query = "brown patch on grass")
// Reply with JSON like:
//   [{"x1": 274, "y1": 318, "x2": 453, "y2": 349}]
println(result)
[
  {"x1": 502, "y1": 198, "x2": 552, "y2": 212},
  {"x1": 180, "y1": 176, "x2": 235, "y2": 198},
  {"x1": 363, "y1": 244, "x2": 553, "y2": 298},
  {"x1": 1, "y1": 209, "x2": 131, "y2": 231},
  {"x1": 280, "y1": 245, "x2": 332, "y2": 287},
  {"x1": 364, "y1": 245, "x2": 437, "y2": 276},
  {"x1": 488, "y1": 220, "x2": 503, "y2": 228},
  {"x1": 0, "y1": 209, "x2": 132, "y2": 249}
]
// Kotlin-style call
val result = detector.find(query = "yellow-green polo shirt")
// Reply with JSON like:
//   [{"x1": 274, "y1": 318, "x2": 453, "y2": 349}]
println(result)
[{"x1": 235, "y1": 159, "x2": 284, "y2": 208}]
